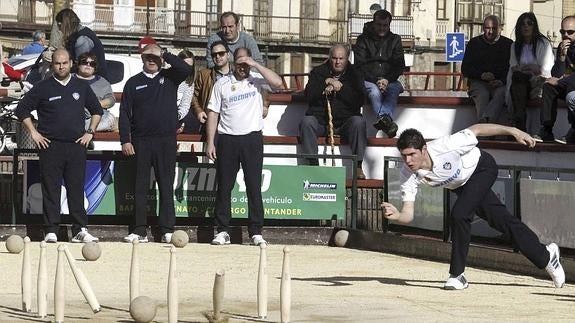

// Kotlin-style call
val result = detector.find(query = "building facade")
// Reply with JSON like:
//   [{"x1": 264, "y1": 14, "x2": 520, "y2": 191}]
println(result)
[{"x1": 0, "y1": 0, "x2": 570, "y2": 90}]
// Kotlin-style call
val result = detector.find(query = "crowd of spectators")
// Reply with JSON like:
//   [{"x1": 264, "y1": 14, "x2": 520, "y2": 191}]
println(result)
[{"x1": 6, "y1": 8, "x2": 575, "y2": 244}]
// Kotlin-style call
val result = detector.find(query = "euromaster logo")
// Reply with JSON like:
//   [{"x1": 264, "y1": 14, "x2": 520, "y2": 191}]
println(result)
[
  {"x1": 303, "y1": 180, "x2": 337, "y2": 190},
  {"x1": 302, "y1": 193, "x2": 337, "y2": 202}
]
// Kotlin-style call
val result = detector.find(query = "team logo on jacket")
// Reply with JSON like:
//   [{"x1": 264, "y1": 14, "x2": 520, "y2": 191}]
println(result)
[
  {"x1": 443, "y1": 162, "x2": 451, "y2": 170},
  {"x1": 159, "y1": 77, "x2": 165, "y2": 84},
  {"x1": 231, "y1": 85, "x2": 236, "y2": 91},
  {"x1": 72, "y1": 92, "x2": 80, "y2": 100}
]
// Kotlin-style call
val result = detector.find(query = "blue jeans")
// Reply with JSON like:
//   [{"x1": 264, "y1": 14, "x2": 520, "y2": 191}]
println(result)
[{"x1": 364, "y1": 80, "x2": 403, "y2": 118}]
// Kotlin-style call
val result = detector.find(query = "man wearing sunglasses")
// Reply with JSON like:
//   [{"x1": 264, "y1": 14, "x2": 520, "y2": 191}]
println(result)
[
  {"x1": 206, "y1": 47, "x2": 283, "y2": 246},
  {"x1": 119, "y1": 43, "x2": 193, "y2": 243},
  {"x1": 205, "y1": 11, "x2": 263, "y2": 68},
  {"x1": 535, "y1": 15, "x2": 575, "y2": 144},
  {"x1": 192, "y1": 41, "x2": 232, "y2": 134}
]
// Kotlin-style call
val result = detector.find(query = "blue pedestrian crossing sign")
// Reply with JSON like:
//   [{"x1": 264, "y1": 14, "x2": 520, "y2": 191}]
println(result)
[{"x1": 446, "y1": 32, "x2": 465, "y2": 62}]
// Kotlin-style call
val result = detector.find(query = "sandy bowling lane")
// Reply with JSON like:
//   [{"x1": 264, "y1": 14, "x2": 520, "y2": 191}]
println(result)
[{"x1": 0, "y1": 242, "x2": 573, "y2": 322}]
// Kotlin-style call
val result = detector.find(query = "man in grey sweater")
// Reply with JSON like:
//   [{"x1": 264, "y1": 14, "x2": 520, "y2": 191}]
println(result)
[{"x1": 205, "y1": 11, "x2": 263, "y2": 68}]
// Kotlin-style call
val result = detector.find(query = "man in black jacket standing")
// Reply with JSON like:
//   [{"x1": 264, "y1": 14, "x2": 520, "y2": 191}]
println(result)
[
  {"x1": 461, "y1": 15, "x2": 512, "y2": 124},
  {"x1": 119, "y1": 44, "x2": 192, "y2": 243},
  {"x1": 15, "y1": 49, "x2": 102, "y2": 243},
  {"x1": 299, "y1": 44, "x2": 367, "y2": 179},
  {"x1": 353, "y1": 9, "x2": 405, "y2": 138}
]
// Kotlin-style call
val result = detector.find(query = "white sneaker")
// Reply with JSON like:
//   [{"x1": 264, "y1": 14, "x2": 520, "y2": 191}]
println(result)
[
  {"x1": 251, "y1": 235, "x2": 267, "y2": 246},
  {"x1": 211, "y1": 232, "x2": 230, "y2": 245},
  {"x1": 71, "y1": 228, "x2": 99, "y2": 243},
  {"x1": 162, "y1": 233, "x2": 173, "y2": 243},
  {"x1": 44, "y1": 233, "x2": 57, "y2": 243},
  {"x1": 545, "y1": 243, "x2": 565, "y2": 288},
  {"x1": 123, "y1": 233, "x2": 148, "y2": 243},
  {"x1": 444, "y1": 273, "x2": 469, "y2": 290}
]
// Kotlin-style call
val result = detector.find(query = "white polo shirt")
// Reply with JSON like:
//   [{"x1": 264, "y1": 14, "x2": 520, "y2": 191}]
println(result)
[
  {"x1": 400, "y1": 129, "x2": 481, "y2": 202},
  {"x1": 207, "y1": 71, "x2": 271, "y2": 135}
]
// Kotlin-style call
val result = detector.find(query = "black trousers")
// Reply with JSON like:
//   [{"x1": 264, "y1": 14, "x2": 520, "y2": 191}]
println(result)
[
  {"x1": 38, "y1": 141, "x2": 87, "y2": 235},
  {"x1": 299, "y1": 115, "x2": 367, "y2": 164},
  {"x1": 214, "y1": 131, "x2": 264, "y2": 236},
  {"x1": 510, "y1": 71, "x2": 532, "y2": 131},
  {"x1": 449, "y1": 150, "x2": 549, "y2": 276},
  {"x1": 540, "y1": 82, "x2": 575, "y2": 128},
  {"x1": 132, "y1": 135, "x2": 177, "y2": 236}
]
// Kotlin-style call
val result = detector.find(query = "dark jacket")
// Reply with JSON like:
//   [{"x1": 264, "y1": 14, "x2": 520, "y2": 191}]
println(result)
[
  {"x1": 558, "y1": 73, "x2": 575, "y2": 93},
  {"x1": 353, "y1": 21, "x2": 405, "y2": 84},
  {"x1": 304, "y1": 61, "x2": 364, "y2": 128},
  {"x1": 551, "y1": 45, "x2": 575, "y2": 78},
  {"x1": 461, "y1": 35, "x2": 513, "y2": 83},
  {"x1": 15, "y1": 76, "x2": 103, "y2": 142},
  {"x1": 119, "y1": 52, "x2": 193, "y2": 144}
]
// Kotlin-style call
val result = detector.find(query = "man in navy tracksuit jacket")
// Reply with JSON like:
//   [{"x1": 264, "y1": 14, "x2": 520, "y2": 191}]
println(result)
[
  {"x1": 15, "y1": 49, "x2": 103, "y2": 243},
  {"x1": 119, "y1": 44, "x2": 192, "y2": 243}
]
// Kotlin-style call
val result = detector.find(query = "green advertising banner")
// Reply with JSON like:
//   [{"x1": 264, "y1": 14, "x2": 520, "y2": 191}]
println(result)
[{"x1": 24, "y1": 161, "x2": 346, "y2": 220}]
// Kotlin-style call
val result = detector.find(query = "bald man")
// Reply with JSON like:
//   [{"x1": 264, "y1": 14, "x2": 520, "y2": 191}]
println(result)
[{"x1": 15, "y1": 49, "x2": 103, "y2": 243}]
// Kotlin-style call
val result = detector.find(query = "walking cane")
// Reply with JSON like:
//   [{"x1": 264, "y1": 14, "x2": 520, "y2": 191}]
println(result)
[{"x1": 325, "y1": 94, "x2": 336, "y2": 166}]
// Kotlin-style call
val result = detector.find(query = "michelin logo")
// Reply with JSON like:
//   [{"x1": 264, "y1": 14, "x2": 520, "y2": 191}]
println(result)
[
  {"x1": 303, "y1": 180, "x2": 337, "y2": 190},
  {"x1": 303, "y1": 193, "x2": 337, "y2": 202}
]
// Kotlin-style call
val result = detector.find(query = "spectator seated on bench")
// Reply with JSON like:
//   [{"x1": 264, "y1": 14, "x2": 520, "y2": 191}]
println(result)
[
  {"x1": 533, "y1": 15, "x2": 575, "y2": 144},
  {"x1": 506, "y1": 12, "x2": 554, "y2": 132},
  {"x1": 299, "y1": 44, "x2": 367, "y2": 179},
  {"x1": 461, "y1": 15, "x2": 512, "y2": 125}
]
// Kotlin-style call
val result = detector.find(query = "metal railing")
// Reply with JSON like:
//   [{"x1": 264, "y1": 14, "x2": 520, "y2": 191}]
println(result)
[
  {"x1": 7, "y1": 149, "x2": 359, "y2": 228},
  {"x1": 348, "y1": 13, "x2": 414, "y2": 40},
  {"x1": 1, "y1": 1, "x2": 416, "y2": 45},
  {"x1": 383, "y1": 156, "x2": 575, "y2": 249},
  {"x1": 78, "y1": 4, "x2": 351, "y2": 43},
  {"x1": 402, "y1": 72, "x2": 465, "y2": 91},
  {"x1": 436, "y1": 19, "x2": 449, "y2": 40},
  {"x1": 278, "y1": 72, "x2": 466, "y2": 93}
]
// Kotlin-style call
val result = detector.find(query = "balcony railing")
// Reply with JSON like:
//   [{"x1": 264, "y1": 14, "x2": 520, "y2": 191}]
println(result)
[
  {"x1": 436, "y1": 19, "x2": 449, "y2": 40},
  {"x1": 1, "y1": 2, "x2": 414, "y2": 45},
  {"x1": 348, "y1": 13, "x2": 414, "y2": 41}
]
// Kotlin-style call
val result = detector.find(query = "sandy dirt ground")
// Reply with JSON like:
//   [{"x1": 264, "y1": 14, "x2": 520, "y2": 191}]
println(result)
[{"x1": 0, "y1": 241, "x2": 574, "y2": 323}]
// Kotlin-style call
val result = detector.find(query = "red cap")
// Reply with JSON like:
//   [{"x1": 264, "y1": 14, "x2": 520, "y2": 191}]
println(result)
[{"x1": 138, "y1": 36, "x2": 157, "y2": 53}]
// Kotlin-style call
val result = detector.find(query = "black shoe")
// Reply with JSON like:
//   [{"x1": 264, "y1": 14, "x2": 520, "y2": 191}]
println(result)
[
  {"x1": 533, "y1": 127, "x2": 554, "y2": 143},
  {"x1": 373, "y1": 114, "x2": 397, "y2": 138},
  {"x1": 386, "y1": 121, "x2": 398, "y2": 138},
  {"x1": 373, "y1": 116, "x2": 390, "y2": 132},
  {"x1": 555, "y1": 128, "x2": 575, "y2": 144}
]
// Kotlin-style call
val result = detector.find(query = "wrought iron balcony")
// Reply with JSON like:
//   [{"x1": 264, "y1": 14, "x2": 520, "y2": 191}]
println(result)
[
  {"x1": 347, "y1": 13, "x2": 414, "y2": 41},
  {"x1": 1, "y1": 1, "x2": 414, "y2": 45}
]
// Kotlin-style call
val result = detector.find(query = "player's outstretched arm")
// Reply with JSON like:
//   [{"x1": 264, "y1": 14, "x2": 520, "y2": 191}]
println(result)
[
  {"x1": 381, "y1": 201, "x2": 414, "y2": 224},
  {"x1": 467, "y1": 123, "x2": 536, "y2": 148}
]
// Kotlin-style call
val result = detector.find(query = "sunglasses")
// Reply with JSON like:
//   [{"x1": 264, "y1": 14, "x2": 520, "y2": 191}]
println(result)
[
  {"x1": 80, "y1": 60, "x2": 97, "y2": 68},
  {"x1": 211, "y1": 51, "x2": 227, "y2": 58},
  {"x1": 522, "y1": 20, "x2": 534, "y2": 26},
  {"x1": 142, "y1": 54, "x2": 160, "y2": 62},
  {"x1": 560, "y1": 29, "x2": 575, "y2": 36}
]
